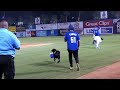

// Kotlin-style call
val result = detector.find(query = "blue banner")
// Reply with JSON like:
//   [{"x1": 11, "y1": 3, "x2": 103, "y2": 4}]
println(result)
[
  {"x1": 36, "y1": 30, "x2": 47, "y2": 37},
  {"x1": 47, "y1": 29, "x2": 58, "y2": 36},
  {"x1": 54, "y1": 29, "x2": 59, "y2": 36},
  {"x1": 101, "y1": 27, "x2": 113, "y2": 34},
  {"x1": 47, "y1": 30, "x2": 51, "y2": 36}
]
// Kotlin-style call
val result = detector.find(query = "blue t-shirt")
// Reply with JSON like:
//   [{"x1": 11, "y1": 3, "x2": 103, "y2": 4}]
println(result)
[
  {"x1": 92, "y1": 29, "x2": 101, "y2": 36},
  {"x1": 64, "y1": 31, "x2": 80, "y2": 50},
  {"x1": 0, "y1": 28, "x2": 20, "y2": 57}
]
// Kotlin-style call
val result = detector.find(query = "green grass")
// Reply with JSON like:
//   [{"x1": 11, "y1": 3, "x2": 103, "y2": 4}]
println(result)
[{"x1": 15, "y1": 34, "x2": 120, "y2": 79}]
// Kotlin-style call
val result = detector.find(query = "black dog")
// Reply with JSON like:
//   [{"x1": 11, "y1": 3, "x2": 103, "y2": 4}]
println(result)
[{"x1": 51, "y1": 49, "x2": 60, "y2": 63}]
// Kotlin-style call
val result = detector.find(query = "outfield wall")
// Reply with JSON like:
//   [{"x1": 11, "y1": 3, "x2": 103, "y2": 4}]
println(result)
[
  {"x1": 15, "y1": 21, "x2": 83, "y2": 37},
  {"x1": 13, "y1": 19, "x2": 120, "y2": 38},
  {"x1": 16, "y1": 29, "x2": 59, "y2": 37}
]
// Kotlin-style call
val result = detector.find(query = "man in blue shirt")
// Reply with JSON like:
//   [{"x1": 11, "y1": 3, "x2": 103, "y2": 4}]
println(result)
[
  {"x1": 64, "y1": 24, "x2": 80, "y2": 71},
  {"x1": 92, "y1": 26, "x2": 102, "y2": 49},
  {"x1": 0, "y1": 19, "x2": 20, "y2": 79}
]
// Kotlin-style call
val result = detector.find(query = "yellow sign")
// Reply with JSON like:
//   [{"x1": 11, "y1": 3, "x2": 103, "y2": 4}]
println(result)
[{"x1": 8, "y1": 26, "x2": 16, "y2": 32}]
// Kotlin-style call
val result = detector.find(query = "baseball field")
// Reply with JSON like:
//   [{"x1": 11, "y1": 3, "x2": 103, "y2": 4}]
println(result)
[{"x1": 14, "y1": 34, "x2": 120, "y2": 79}]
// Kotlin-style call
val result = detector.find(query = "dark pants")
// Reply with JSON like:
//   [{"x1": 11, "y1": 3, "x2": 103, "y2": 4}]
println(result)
[
  {"x1": 0, "y1": 55, "x2": 15, "y2": 79},
  {"x1": 68, "y1": 49, "x2": 79, "y2": 67}
]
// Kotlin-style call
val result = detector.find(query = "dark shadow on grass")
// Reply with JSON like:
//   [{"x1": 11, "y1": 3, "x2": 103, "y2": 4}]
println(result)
[
  {"x1": 16, "y1": 61, "x2": 71, "y2": 76},
  {"x1": 16, "y1": 68, "x2": 69, "y2": 76},
  {"x1": 29, "y1": 61, "x2": 68, "y2": 69},
  {"x1": 81, "y1": 46, "x2": 95, "y2": 49}
]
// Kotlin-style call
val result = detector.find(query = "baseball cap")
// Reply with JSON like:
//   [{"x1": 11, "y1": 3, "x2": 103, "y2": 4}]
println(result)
[{"x1": 68, "y1": 24, "x2": 74, "y2": 31}]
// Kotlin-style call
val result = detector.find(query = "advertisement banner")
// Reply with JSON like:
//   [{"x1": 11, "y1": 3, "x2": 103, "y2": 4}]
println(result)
[
  {"x1": 18, "y1": 22, "x2": 23, "y2": 26},
  {"x1": 113, "y1": 19, "x2": 120, "y2": 34},
  {"x1": 84, "y1": 19, "x2": 113, "y2": 28},
  {"x1": 83, "y1": 28, "x2": 95, "y2": 35},
  {"x1": 31, "y1": 31, "x2": 36, "y2": 37},
  {"x1": 51, "y1": 30, "x2": 54, "y2": 35},
  {"x1": 47, "y1": 30, "x2": 54, "y2": 36},
  {"x1": 57, "y1": 22, "x2": 72, "y2": 29},
  {"x1": 26, "y1": 29, "x2": 36, "y2": 31},
  {"x1": 57, "y1": 22, "x2": 83, "y2": 29},
  {"x1": 101, "y1": 27, "x2": 113, "y2": 34},
  {"x1": 58, "y1": 29, "x2": 68, "y2": 36},
  {"x1": 84, "y1": 27, "x2": 113, "y2": 35},
  {"x1": 58, "y1": 22, "x2": 83, "y2": 34},
  {"x1": 54, "y1": 30, "x2": 59, "y2": 36},
  {"x1": 36, "y1": 24, "x2": 57, "y2": 30},
  {"x1": 36, "y1": 22, "x2": 83, "y2": 31},
  {"x1": 100, "y1": 11, "x2": 108, "y2": 19},
  {"x1": 113, "y1": 18, "x2": 120, "y2": 24},
  {"x1": 36, "y1": 30, "x2": 47, "y2": 37},
  {"x1": 35, "y1": 17, "x2": 40, "y2": 24},
  {"x1": 16, "y1": 31, "x2": 26, "y2": 38},
  {"x1": 117, "y1": 22, "x2": 120, "y2": 34},
  {"x1": 26, "y1": 31, "x2": 31, "y2": 37},
  {"x1": 8, "y1": 26, "x2": 16, "y2": 32},
  {"x1": 74, "y1": 21, "x2": 83, "y2": 35},
  {"x1": 16, "y1": 27, "x2": 26, "y2": 32},
  {"x1": 25, "y1": 25, "x2": 36, "y2": 29},
  {"x1": 47, "y1": 29, "x2": 58, "y2": 36}
]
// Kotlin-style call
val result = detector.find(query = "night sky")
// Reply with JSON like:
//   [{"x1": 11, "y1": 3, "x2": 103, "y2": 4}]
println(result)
[
  {"x1": 0, "y1": 11, "x2": 94, "y2": 20},
  {"x1": 0, "y1": 11, "x2": 115, "y2": 21}
]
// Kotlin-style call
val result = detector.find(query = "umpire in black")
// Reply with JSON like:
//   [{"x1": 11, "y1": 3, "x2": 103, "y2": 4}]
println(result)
[{"x1": 0, "y1": 19, "x2": 20, "y2": 79}]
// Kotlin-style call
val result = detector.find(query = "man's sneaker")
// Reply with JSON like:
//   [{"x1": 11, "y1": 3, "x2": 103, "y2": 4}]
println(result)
[
  {"x1": 57, "y1": 60, "x2": 60, "y2": 63},
  {"x1": 69, "y1": 67, "x2": 73, "y2": 70},
  {"x1": 76, "y1": 63, "x2": 80, "y2": 71}
]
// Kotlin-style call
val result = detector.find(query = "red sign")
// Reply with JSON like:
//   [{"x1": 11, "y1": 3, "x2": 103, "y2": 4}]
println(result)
[{"x1": 84, "y1": 19, "x2": 113, "y2": 28}]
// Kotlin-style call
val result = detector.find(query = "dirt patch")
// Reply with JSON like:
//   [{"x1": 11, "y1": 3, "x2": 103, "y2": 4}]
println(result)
[
  {"x1": 77, "y1": 61, "x2": 120, "y2": 79},
  {"x1": 21, "y1": 43, "x2": 53, "y2": 48}
]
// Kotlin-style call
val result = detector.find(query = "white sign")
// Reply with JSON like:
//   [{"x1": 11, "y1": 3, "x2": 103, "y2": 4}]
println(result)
[
  {"x1": 18, "y1": 22, "x2": 23, "y2": 26},
  {"x1": 57, "y1": 22, "x2": 83, "y2": 30},
  {"x1": 113, "y1": 19, "x2": 120, "y2": 24},
  {"x1": 100, "y1": 11, "x2": 108, "y2": 19},
  {"x1": 84, "y1": 28, "x2": 95, "y2": 35},
  {"x1": 26, "y1": 29, "x2": 36, "y2": 31},
  {"x1": 36, "y1": 22, "x2": 83, "y2": 31},
  {"x1": 36, "y1": 24, "x2": 57, "y2": 30},
  {"x1": 26, "y1": 31, "x2": 31, "y2": 37},
  {"x1": 75, "y1": 21, "x2": 83, "y2": 30},
  {"x1": 35, "y1": 17, "x2": 40, "y2": 24},
  {"x1": 16, "y1": 31, "x2": 26, "y2": 38},
  {"x1": 57, "y1": 22, "x2": 74, "y2": 29}
]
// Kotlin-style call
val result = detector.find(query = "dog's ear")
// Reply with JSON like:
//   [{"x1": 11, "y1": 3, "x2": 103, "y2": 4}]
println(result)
[{"x1": 51, "y1": 49, "x2": 55, "y2": 52}]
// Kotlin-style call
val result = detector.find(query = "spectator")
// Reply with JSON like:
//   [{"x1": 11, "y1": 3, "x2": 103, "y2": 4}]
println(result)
[{"x1": 0, "y1": 19, "x2": 20, "y2": 79}]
